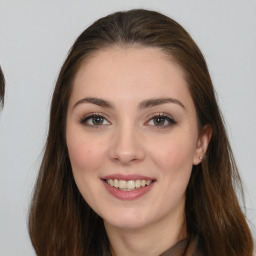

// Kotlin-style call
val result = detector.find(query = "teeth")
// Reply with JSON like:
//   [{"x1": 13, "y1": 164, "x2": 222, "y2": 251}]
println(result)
[
  {"x1": 135, "y1": 180, "x2": 141, "y2": 188},
  {"x1": 109, "y1": 179, "x2": 114, "y2": 186},
  {"x1": 114, "y1": 179, "x2": 118, "y2": 187},
  {"x1": 106, "y1": 179, "x2": 153, "y2": 191},
  {"x1": 127, "y1": 180, "x2": 135, "y2": 190},
  {"x1": 119, "y1": 180, "x2": 126, "y2": 189}
]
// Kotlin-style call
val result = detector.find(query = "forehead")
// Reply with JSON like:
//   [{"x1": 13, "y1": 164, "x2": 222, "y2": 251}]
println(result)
[{"x1": 71, "y1": 46, "x2": 193, "y2": 106}]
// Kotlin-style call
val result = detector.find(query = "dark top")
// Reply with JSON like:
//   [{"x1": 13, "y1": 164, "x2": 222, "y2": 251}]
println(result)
[
  {"x1": 160, "y1": 236, "x2": 204, "y2": 256},
  {"x1": 106, "y1": 236, "x2": 204, "y2": 256}
]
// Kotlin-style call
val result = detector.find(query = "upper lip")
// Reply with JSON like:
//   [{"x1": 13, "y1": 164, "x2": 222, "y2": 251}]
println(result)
[{"x1": 101, "y1": 174, "x2": 156, "y2": 181}]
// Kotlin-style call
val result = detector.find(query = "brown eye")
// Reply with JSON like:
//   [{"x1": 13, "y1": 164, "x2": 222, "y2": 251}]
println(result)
[
  {"x1": 80, "y1": 114, "x2": 110, "y2": 127},
  {"x1": 92, "y1": 116, "x2": 104, "y2": 125},
  {"x1": 147, "y1": 114, "x2": 176, "y2": 128},
  {"x1": 153, "y1": 116, "x2": 166, "y2": 126}
]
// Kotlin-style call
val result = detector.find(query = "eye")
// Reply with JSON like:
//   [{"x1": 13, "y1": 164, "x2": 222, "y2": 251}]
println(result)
[
  {"x1": 146, "y1": 114, "x2": 176, "y2": 128},
  {"x1": 80, "y1": 114, "x2": 111, "y2": 127}
]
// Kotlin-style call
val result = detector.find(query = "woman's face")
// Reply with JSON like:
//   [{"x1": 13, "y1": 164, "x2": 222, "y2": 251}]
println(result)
[{"x1": 66, "y1": 47, "x2": 209, "y2": 231}]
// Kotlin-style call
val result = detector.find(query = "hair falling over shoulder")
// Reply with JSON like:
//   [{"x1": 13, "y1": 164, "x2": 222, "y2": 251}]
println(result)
[{"x1": 28, "y1": 9, "x2": 254, "y2": 256}]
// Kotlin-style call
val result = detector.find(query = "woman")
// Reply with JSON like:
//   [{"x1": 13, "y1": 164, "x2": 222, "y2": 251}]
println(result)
[{"x1": 29, "y1": 9, "x2": 253, "y2": 256}]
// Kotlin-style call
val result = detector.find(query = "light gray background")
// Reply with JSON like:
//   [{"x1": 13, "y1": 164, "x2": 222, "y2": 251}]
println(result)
[{"x1": 0, "y1": 0, "x2": 255, "y2": 255}]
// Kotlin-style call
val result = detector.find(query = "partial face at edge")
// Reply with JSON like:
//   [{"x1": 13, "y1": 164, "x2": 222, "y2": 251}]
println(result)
[{"x1": 66, "y1": 47, "x2": 211, "y2": 231}]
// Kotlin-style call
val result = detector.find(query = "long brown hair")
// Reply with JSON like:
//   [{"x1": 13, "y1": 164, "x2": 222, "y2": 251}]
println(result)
[{"x1": 29, "y1": 9, "x2": 253, "y2": 255}]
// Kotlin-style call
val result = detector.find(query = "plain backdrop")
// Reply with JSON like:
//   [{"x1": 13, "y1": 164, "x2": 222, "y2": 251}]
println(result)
[{"x1": 0, "y1": 0, "x2": 255, "y2": 255}]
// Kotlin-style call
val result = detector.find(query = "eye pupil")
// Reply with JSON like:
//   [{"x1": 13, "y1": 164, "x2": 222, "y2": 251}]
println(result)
[
  {"x1": 92, "y1": 116, "x2": 103, "y2": 125},
  {"x1": 153, "y1": 117, "x2": 165, "y2": 126}
]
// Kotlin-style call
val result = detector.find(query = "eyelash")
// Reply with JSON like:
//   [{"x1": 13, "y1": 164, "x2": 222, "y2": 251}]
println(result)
[
  {"x1": 145, "y1": 113, "x2": 177, "y2": 128},
  {"x1": 80, "y1": 113, "x2": 111, "y2": 128},
  {"x1": 79, "y1": 113, "x2": 176, "y2": 129}
]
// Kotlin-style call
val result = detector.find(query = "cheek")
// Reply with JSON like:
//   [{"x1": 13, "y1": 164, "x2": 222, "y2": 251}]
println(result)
[
  {"x1": 66, "y1": 130, "x2": 106, "y2": 174},
  {"x1": 68, "y1": 142, "x2": 93, "y2": 171},
  {"x1": 149, "y1": 134, "x2": 196, "y2": 177}
]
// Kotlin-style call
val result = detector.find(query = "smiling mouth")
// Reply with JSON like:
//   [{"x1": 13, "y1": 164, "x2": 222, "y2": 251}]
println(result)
[{"x1": 104, "y1": 179, "x2": 154, "y2": 191}]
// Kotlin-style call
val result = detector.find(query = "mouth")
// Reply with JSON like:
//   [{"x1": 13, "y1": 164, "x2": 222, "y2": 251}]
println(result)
[
  {"x1": 101, "y1": 174, "x2": 156, "y2": 200},
  {"x1": 104, "y1": 179, "x2": 154, "y2": 191}
]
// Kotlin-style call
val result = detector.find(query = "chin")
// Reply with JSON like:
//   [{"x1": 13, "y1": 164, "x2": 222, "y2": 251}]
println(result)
[
  {"x1": 105, "y1": 218, "x2": 149, "y2": 230},
  {"x1": 103, "y1": 208, "x2": 153, "y2": 230}
]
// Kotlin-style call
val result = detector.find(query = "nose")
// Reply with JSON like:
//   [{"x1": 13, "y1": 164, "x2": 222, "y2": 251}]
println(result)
[{"x1": 109, "y1": 124, "x2": 146, "y2": 165}]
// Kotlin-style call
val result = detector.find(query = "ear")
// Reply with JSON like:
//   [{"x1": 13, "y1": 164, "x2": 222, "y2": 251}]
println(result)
[{"x1": 193, "y1": 125, "x2": 212, "y2": 165}]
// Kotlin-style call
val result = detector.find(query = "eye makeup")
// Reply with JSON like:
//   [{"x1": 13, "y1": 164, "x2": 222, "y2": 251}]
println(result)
[
  {"x1": 79, "y1": 111, "x2": 177, "y2": 130},
  {"x1": 79, "y1": 113, "x2": 111, "y2": 128},
  {"x1": 145, "y1": 113, "x2": 177, "y2": 129}
]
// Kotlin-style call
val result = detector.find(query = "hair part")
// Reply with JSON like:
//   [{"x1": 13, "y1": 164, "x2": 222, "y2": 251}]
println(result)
[{"x1": 29, "y1": 9, "x2": 253, "y2": 256}]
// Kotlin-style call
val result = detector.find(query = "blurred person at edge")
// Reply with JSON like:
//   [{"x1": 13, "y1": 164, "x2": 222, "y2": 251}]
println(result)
[{"x1": 0, "y1": 66, "x2": 5, "y2": 108}]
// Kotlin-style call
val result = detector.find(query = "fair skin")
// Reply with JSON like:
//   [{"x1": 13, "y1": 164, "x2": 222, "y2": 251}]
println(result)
[{"x1": 66, "y1": 46, "x2": 211, "y2": 256}]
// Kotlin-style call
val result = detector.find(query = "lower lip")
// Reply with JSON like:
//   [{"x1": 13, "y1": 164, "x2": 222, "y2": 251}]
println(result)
[{"x1": 102, "y1": 181, "x2": 155, "y2": 200}]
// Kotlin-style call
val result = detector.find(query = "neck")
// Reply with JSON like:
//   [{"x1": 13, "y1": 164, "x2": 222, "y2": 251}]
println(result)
[{"x1": 104, "y1": 211, "x2": 186, "y2": 256}]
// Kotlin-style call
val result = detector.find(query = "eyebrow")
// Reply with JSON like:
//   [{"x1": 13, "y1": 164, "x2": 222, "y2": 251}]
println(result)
[
  {"x1": 73, "y1": 97, "x2": 114, "y2": 109},
  {"x1": 138, "y1": 98, "x2": 185, "y2": 109},
  {"x1": 73, "y1": 97, "x2": 185, "y2": 110}
]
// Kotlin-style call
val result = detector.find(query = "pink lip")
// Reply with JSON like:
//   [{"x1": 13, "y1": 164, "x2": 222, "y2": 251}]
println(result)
[{"x1": 101, "y1": 174, "x2": 156, "y2": 200}]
